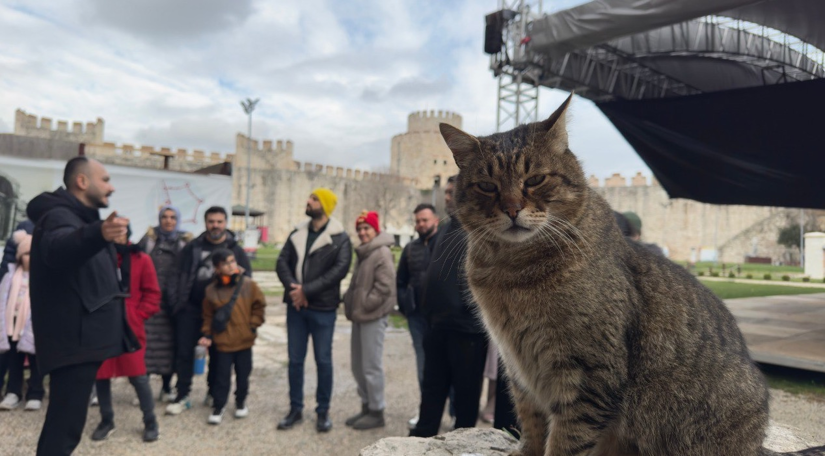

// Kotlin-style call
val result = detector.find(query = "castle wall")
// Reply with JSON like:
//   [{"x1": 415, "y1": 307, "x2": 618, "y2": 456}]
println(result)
[
  {"x1": 14, "y1": 109, "x2": 104, "y2": 144},
  {"x1": 590, "y1": 173, "x2": 791, "y2": 263},
  {"x1": 391, "y1": 110, "x2": 462, "y2": 189}
]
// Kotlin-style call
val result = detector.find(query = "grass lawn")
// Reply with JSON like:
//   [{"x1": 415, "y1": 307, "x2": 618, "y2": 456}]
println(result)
[
  {"x1": 250, "y1": 245, "x2": 280, "y2": 272},
  {"x1": 683, "y1": 261, "x2": 803, "y2": 275},
  {"x1": 760, "y1": 364, "x2": 825, "y2": 399},
  {"x1": 699, "y1": 280, "x2": 825, "y2": 300}
]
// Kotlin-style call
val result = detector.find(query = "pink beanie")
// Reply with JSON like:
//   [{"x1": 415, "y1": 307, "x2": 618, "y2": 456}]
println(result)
[{"x1": 13, "y1": 230, "x2": 32, "y2": 261}]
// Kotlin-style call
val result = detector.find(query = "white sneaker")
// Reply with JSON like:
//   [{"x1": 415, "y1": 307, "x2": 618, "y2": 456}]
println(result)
[
  {"x1": 24, "y1": 399, "x2": 42, "y2": 411},
  {"x1": 208, "y1": 408, "x2": 224, "y2": 425},
  {"x1": 165, "y1": 397, "x2": 191, "y2": 416},
  {"x1": 235, "y1": 406, "x2": 249, "y2": 419},
  {"x1": 408, "y1": 415, "x2": 419, "y2": 430},
  {"x1": 0, "y1": 393, "x2": 20, "y2": 410},
  {"x1": 161, "y1": 390, "x2": 177, "y2": 403}
]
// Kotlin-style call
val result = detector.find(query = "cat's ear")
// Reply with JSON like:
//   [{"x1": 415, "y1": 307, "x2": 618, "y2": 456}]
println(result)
[
  {"x1": 440, "y1": 123, "x2": 482, "y2": 169},
  {"x1": 538, "y1": 93, "x2": 573, "y2": 149}
]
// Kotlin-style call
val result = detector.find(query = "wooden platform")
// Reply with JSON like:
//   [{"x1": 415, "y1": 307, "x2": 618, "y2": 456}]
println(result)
[{"x1": 727, "y1": 293, "x2": 825, "y2": 373}]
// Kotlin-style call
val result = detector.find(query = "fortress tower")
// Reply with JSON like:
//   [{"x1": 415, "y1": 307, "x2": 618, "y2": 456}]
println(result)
[{"x1": 391, "y1": 110, "x2": 462, "y2": 189}]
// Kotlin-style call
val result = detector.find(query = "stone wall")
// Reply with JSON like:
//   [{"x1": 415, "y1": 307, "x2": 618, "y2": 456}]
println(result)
[
  {"x1": 590, "y1": 173, "x2": 792, "y2": 263},
  {"x1": 391, "y1": 110, "x2": 462, "y2": 189},
  {"x1": 14, "y1": 109, "x2": 104, "y2": 144}
]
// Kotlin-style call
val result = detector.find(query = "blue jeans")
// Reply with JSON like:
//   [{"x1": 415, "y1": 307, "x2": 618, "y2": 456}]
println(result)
[
  {"x1": 286, "y1": 305, "x2": 337, "y2": 414},
  {"x1": 407, "y1": 313, "x2": 428, "y2": 391}
]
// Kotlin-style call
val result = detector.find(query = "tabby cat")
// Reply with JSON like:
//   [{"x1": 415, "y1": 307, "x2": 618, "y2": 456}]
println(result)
[{"x1": 439, "y1": 95, "x2": 825, "y2": 456}]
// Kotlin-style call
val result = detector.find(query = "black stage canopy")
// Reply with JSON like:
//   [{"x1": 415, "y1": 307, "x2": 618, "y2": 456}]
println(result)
[{"x1": 597, "y1": 78, "x2": 824, "y2": 209}]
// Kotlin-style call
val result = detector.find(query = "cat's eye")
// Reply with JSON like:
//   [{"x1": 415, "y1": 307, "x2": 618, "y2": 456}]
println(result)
[
  {"x1": 524, "y1": 175, "x2": 546, "y2": 187},
  {"x1": 477, "y1": 182, "x2": 497, "y2": 193}
]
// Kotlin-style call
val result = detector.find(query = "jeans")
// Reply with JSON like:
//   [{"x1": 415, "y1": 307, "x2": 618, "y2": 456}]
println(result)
[
  {"x1": 211, "y1": 348, "x2": 253, "y2": 411},
  {"x1": 37, "y1": 362, "x2": 101, "y2": 456},
  {"x1": 0, "y1": 338, "x2": 45, "y2": 400},
  {"x1": 411, "y1": 328, "x2": 488, "y2": 437},
  {"x1": 286, "y1": 305, "x2": 336, "y2": 414},
  {"x1": 96, "y1": 375, "x2": 156, "y2": 424},
  {"x1": 406, "y1": 313, "x2": 428, "y2": 390}
]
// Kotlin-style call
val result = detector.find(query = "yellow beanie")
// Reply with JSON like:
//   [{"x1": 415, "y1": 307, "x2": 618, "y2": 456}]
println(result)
[{"x1": 312, "y1": 188, "x2": 338, "y2": 216}]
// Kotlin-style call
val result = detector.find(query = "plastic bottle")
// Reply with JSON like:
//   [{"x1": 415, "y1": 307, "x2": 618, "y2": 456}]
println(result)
[{"x1": 194, "y1": 345, "x2": 207, "y2": 375}]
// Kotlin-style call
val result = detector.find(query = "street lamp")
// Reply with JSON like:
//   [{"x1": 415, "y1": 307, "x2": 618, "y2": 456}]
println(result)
[{"x1": 240, "y1": 98, "x2": 260, "y2": 231}]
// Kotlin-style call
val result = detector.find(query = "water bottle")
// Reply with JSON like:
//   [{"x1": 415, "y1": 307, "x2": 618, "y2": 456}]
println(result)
[{"x1": 194, "y1": 345, "x2": 207, "y2": 375}]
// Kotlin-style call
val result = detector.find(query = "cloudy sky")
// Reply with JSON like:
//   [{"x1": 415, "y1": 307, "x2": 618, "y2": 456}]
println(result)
[{"x1": 0, "y1": 0, "x2": 650, "y2": 179}]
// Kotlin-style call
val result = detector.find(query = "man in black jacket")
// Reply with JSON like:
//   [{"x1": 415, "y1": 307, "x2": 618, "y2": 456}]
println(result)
[
  {"x1": 165, "y1": 206, "x2": 252, "y2": 416},
  {"x1": 396, "y1": 203, "x2": 439, "y2": 427},
  {"x1": 28, "y1": 157, "x2": 138, "y2": 455},
  {"x1": 275, "y1": 188, "x2": 352, "y2": 432},
  {"x1": 410, "y1": 176, "x2": 488, "y2": 438}
]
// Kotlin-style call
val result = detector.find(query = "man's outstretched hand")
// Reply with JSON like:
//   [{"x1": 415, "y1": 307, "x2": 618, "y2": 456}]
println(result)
[{"x1": 101, "y1": 211, "x2": 129, "y2": 242}]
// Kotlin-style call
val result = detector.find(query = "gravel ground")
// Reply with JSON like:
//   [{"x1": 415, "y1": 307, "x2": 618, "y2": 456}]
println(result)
[{"x1": 1, "y1": 298, "x2": 824, "y2": 455}]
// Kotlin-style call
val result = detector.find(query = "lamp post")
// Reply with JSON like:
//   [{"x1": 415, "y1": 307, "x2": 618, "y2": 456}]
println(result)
[{"x1": 240, "y1": 98, "x2": 260, "y2": 231}]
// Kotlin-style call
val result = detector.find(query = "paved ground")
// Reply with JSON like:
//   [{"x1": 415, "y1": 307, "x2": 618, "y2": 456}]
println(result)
[{"x1": 1, "y1": 292, "x2": 824, "y2": 454}]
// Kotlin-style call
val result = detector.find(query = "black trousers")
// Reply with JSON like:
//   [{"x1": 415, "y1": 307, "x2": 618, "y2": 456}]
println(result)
[
  {"x1": 493, "y1": 360, "x2": 520, "y2": 435},
  {"x1": 0, "y1": 338, "x2": 45, "y2": 400},
  {"x1": 174, "y1": 310, "x2": 217, "y2": 400},
  {"x1": 211, "y1": 348, "x2": 253, "y2": 411},
  {"x1": 412, "y1": 328, "x2": 488, "y2": 437},
  {"x1": 37, "y1": 362, "x2": 101, "y2": 456}
]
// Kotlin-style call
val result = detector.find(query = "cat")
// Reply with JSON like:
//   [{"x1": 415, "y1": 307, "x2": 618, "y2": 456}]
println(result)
[{"x1": 438, "y1": 95, "x2": 825, "y2": 456}]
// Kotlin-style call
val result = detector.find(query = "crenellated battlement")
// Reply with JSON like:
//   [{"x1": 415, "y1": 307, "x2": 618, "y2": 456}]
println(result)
[
  {"x1": 235, "y1": 134, "x2": 294, "y2": 158},
  {"x1": 85, "y1": 142, "x2": 230, "y2": 172},
  {"x1": 407, "y1": 109, "x2": 462, "y2": 133},
  {"x1": 14, "y1": 109, "x2": 104, "y2": 144},
  {"x1": 588, "y1": 172, "x2": 660, "y2": 188},
  {"x1": 288, "y1": 160, "x2": 412, "y2": 185}
]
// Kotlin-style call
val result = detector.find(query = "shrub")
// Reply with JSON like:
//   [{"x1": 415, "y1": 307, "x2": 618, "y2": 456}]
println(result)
[
  {"x1": 710, "y1": 272, "x2": 720, "y2": 277},
  {"x1": 781, "y1": 275, "x2": 791, "y2": 282},
  {"x1": 698, "y1": 271, "x2": 705, "y2": 277},
  {"x1": 763, "y1": 274, "x2": 772, "y2": 280},
  {"x1": 803, "y1": 276, "x2": 811, "y2": 282},
  {"x1": 746, "y1": 274, "x2": 753, "y2": 279},
  {"x1": 728, "y1": 271, "x2": 736, "y2": 278}
]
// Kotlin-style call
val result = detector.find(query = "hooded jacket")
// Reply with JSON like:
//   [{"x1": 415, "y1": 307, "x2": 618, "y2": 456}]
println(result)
[
  {"x1": 177, "y1": 230, "x2": 251, "y2": 315},
  {"x1": 26, "y1": 188, "x2": 139, "y2": 374},
  {"x1": 344, "y1": 231, "x2": 396, "y2": 323},
  {"x1": 201, "y1": 274, "x2": 266, "y2": 353},
  {"x1": 276, "y1": 218, "x2": 352, "y2": 312},
  {"x1": 419, "y1": 218, "x2": 485, "y2": 334},
  {"x1": 0, "y1": 219, "x2": 34, "y2": 281}
]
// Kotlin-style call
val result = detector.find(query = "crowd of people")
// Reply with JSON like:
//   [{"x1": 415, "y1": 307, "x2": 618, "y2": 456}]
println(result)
[{"x1": 0, "y1": 157, "x2": 515, "y2": 455}]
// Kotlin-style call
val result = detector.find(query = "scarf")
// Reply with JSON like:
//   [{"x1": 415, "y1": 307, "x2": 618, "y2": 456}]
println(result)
[
  {"x1": 5, "y1": 267, "x2": 30, "y2": 342},
  {"x1": 157, "y1": 205, "x2": 183, "y2": 242}
]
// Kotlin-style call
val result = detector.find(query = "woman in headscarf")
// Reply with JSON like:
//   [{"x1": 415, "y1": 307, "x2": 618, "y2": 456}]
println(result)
[{"x1": 138, "y1": 205, "x2": 193, "y2": 402}]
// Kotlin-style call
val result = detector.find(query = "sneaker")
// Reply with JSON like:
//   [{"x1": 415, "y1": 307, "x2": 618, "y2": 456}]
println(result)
[
  {"x1": 91, "y1": 421, "x2": 116, "y2": 441},
  {"x1": 235, "y1": 404, "x2": 249, "y2": 419},
  {"x1": 208, "y1": 408, "x2": 224, "y2": 425},
  {"x1": 165, "y1": 397, "x2": 191, "y2": 415},
  {"x1": 160, "y1": 389, "x2": 177, "y2": 403},
  {"x1": 0, "y1": 393, "x2": 20, "y2": 410},
  {"x1": 24, "y1": 399, "x2": 42, "y2": 411},
  {"x1": 407, "y1": 415, "x2": 419, "y2": 430},
  {"x1": 143, "y1": 420, "x2": 159, "y2": 442}
]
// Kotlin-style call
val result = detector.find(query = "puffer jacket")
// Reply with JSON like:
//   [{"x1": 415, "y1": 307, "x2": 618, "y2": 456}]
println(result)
[
  {"x1": 201, "y1": 275, "x2": 266, "y2": 353},
  {"x1": 343, "y1": 232, "x2": 396, "y2": 323},
  {"x1": 276, "y1": 218, "x2": 352, "y2": 312},
  {"x1": 139, "y1": 227, "x2": 192, "y2": 375},
  {"x1": 26, "y1": 188, "x2": 140, "y2": 374},
  {"x1": 0, "y1": 264, "x2": 35, "y2": 354}
]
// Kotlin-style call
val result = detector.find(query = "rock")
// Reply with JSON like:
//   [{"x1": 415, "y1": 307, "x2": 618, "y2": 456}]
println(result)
[
  {"x1": 360, "y1": 423, "x2": 812, "y2": 455},
  {"x1": 359, "y1": 428, "x2": 519, "y2": 456}
]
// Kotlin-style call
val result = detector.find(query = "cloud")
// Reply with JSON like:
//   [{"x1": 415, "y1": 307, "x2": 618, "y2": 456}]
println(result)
[
  {"x1": 0, "y1": 0, "x2": 650, "y2": 183},
  {"x1": 82, "y1": 0, "x2": 254, "y2": 41}
]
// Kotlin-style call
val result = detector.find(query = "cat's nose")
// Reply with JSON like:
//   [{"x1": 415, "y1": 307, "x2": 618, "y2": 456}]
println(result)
[{"x1": 504, "y1": 207, "x2": 520, "y2": 220}]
